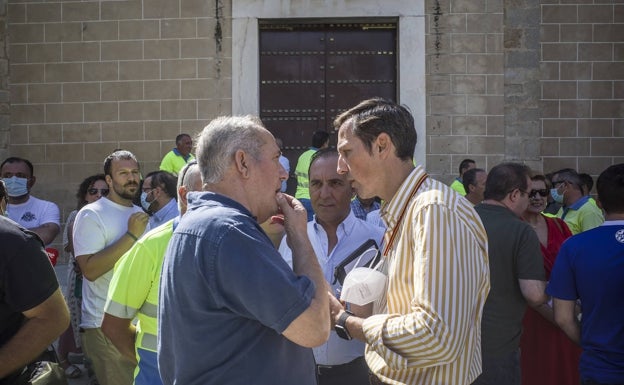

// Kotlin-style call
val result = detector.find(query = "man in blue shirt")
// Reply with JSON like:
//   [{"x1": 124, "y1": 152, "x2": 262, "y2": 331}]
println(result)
[
  {"x1": 548, "y1": 163, "x2": 624, "y2": 385},
  {"x1": 158, "y1": 116, "x2": 330, "y2": 385}
]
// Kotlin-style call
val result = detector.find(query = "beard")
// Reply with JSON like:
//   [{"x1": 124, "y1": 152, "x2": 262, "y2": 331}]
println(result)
[{"x1": 114, "y1": 182, "x2": 138, "y2": 201}]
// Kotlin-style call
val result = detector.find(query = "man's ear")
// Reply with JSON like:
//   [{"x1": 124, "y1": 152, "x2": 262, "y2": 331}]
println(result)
[
  {"x1": 28, "y1": 175, "x2": 36, "y2": 189},
  {"x1": 178, "y1": 186, "x2": 188, "y2": 211},
  {"x1": 375, "y1": 133, "x2": 393, "y2": 159},
  {"x1": 234, "y1": 150, "x2": 250, "y2": 178}
]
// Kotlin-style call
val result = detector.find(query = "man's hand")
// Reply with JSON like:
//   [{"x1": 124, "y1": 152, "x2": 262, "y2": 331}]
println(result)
[
  {"x1": 276, "y1": 193, "x2": 308, "y2": 249},
  {"x1": 127, "y1": 212, "x2": 149, "y2": 239}
]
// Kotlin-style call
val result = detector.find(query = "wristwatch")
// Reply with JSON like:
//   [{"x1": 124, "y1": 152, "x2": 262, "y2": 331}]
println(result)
[{"x1": 334, "y1": 310, "x2": 354, "y2": 340}]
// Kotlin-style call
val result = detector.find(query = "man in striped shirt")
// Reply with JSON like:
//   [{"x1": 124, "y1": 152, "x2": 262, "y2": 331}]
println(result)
[{"x1": 333, "y1": 98, "x2": 490, "y2": 385}]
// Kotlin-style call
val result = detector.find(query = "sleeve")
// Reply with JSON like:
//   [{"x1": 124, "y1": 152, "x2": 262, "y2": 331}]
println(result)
[
  {"x1": 546, "y1": 242, "x2": 578, "y2": 300},
  {"x1": 277, "y1": 236, "x2": 294, "y2": 269},
  {"x1": 516, "y1": 225, "x2": 546, "y2": 281},
  {"x1": 362, "y1": 203, "x2": 487, "y2": 370},
  {"x1": 72, "y1": 209, "x2": 107, "y2": 257},
  {"x1": 2, "y1": 231, "x2": 59, "y2": 312},
  {"x1": 159, "y1": 152, "x2": 175, "y2": 173},
  {"x1": 40, "y1": 200, "x2": 61, "y2": 227},
  {"x1": 105, "y1": 240, "x2": 154, "y2": 319},
  {"x1": 209, "y1": 224, "x2": 315, "y2": 334}
]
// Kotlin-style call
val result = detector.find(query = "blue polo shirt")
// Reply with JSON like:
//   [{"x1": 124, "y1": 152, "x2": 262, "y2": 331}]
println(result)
[{"x1": 158, "y1": 192, "x2": 317, "y2": 385}]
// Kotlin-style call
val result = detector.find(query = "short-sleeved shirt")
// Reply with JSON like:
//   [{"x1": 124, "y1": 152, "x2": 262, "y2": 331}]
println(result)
[
  {"x1": 6, "y1": 196, "x2": 60, "y2": 240},
  {"x1": 547, "y1": 221, "x2": 624, "y2": 384},
  {"x1": 159, "y1": 149, "x2": 195, "y2": 175},
  {"x1": 294, "y1": 148, "x2": 317, "y2": 200},
  {"x1": 450, "y1": 178, "x2": 466, "y2": 195},
  {"x1": 557, "y1": 196, "x2": 604, "y2": 234},
  {"x1": 475, "y1": 203, "x2": 545, "y2": 357},
  {"x1": 0, "y1": 216, "x2": 59, "y2": 348},
  {"x1": 158, "y1": 192, "x2": 317, "y2": 385}
]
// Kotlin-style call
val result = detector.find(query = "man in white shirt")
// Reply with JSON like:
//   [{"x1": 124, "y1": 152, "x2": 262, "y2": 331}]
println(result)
[
  {"x1": 1, "y1": 157, "x2": 60, "y2": 245},
  {"x1": 72, "y1": 150, "x2": 149, "y2": 385},
  {"x1": 279, "y1": 148, "x2": 384, "y2": 385}
]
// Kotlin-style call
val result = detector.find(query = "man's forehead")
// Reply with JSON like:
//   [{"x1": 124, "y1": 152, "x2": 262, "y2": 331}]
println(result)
[
  {"x1": 1, "y1": 161, "x2": 30, "y2": 174},
  {"x1": 111, "y1": 158, "x2": 139, "y2": 169}
]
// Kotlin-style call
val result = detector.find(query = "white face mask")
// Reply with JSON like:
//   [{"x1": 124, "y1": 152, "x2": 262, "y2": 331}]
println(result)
[{"x1": 340, "y1": 260, "x2": 387, "y2": 306}]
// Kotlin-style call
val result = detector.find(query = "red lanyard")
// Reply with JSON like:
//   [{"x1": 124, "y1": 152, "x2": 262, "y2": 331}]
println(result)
[{"x1": 382, "y1": 173, "x2": 429, "y2": 256}]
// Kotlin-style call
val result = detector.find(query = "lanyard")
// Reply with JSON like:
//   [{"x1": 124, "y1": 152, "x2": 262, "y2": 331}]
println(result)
[{"x1": 382, "y1": 173, "x2": 429, "y2": 256}]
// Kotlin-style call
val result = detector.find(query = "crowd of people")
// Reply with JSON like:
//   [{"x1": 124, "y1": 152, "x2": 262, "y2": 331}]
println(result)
[{"x1": 1, "y1": 98, "x2": 623, "y2": 385}]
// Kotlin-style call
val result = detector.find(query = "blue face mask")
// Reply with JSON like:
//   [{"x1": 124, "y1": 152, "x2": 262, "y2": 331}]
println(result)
[
  {"x1": 140, "y1": 191, "x2": 152, "y2": 212},
  {"x1": 2, "y1": 176, "x2": 29, "y2": 197},
  {"x1": 550, "y1": 188, "x2": 564, "y2": 204}
]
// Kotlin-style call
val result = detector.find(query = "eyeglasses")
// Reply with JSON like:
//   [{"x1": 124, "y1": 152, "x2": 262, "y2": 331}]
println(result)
[
  {"x1": 88, "y1": 188, "x2": 109, "y2": 196},
  {"x1": 529, "y1": 189, "x2": 549, "y2": 198}
]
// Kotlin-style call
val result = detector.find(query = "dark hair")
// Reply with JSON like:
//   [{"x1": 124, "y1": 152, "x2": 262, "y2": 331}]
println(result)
[
  {"x1": 176, "y1": 133, "x2": 191, "y2": 144},
  {"x1": 1, "y1": 157, "x2": 34, "y2": 176},
  {"x1": 76, "y1": 174, "x2": 107, "y2": 210},
  {"x1": 596, "y1": 163, "x2": 624, "y2": 214},
  {"x1": 309, "y1": 147, "x2": 339, "y2": 175},
  {"x1": 578, "y1": 172, "x2": 594, "y2": 194},
  {"x1": 311, "y1": 131, "x2": 330, "y2": 149},
  {"x1": 551, "y1": 168, "x2": 582, "y2": 192},
  {"x1": 333, "y1": 98, "x2": 416, "y2": 161},
  {"x1": 459, "y1": 159, "x2": 476, "y2": 175},
  {"x1": 103, "y1": 150, "x2": 139, "y2": 176},
  {"x1": 0, "y1": 179, "x2": 6, "y2": 200},
  {"x1": 462, "y1": 168, "x2": 485, "y2": 193},
  {"x1": 144, "y1": 170, "x2": 177, "y2": 200},
  {"x1": 530, "y1": 173, "x2": 548, "y2": 187},
  {"x1": 484, "y1": 162, "x2": 531, "y2": 201}
]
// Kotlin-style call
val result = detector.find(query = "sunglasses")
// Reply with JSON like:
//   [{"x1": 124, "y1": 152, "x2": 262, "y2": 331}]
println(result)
[
  {"x1": 88, "y1": 188, "x2": 109, "y2": 196},
  {"x1": 529, "y1": 189, "x2": 548, "y2": 198}
]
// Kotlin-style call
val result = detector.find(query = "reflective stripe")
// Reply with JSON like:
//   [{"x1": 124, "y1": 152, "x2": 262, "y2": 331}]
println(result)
[
  {"x1": 139, "y1": 332, "x2": 158, "y2": 351},
  {"x1": 105, "y1": 300, "x2": 138, "y2": 319},
  {"x1": 139, "y1": 302, "x2": 158, "y2": 318}
]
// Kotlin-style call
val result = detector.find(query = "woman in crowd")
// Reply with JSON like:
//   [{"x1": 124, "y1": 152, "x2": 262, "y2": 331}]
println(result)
[
  {"x1": 57, "y1": 174, "x2": 108, "y2": 379},
  {"x1": 520, "y1": 173, "x2": 581, "y2": 385}
]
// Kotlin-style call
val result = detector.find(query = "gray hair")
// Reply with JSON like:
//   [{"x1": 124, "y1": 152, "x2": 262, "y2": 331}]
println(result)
[{"x1": 196, "y1": 116, "x2": 267, "y2": 184}]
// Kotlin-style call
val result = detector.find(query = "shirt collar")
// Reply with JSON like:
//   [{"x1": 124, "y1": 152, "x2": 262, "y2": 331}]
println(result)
[
  {"x1": 381, "y1": 165, "x2": 427, "y2": 232},
  {"x1": 172, "y1": 148, "x2": 192, "y2": 162},
  {"x1": 567, "y1": 195, "x2": 590, "y2": 210},
  {"x1": 312, "y1": 210, "x2": 358, "y2": 238},
  {"x1": 153, "y1": 198, "x2": 178, "y2": 221}
]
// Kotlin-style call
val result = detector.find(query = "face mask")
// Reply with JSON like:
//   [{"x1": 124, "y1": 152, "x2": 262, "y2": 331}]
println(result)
[
  {"x1": 140, "y1": 191, "x2": 152, "y2": 212},
  {"x1": 550, "y1": 188, "x2": 564, "y2": 204},
  {"x1": 340, "y1": 262, "x2": 387, "y2": 306},
  {"x1": 2, "y1": 176, "x2": 29, "y2": 197}
]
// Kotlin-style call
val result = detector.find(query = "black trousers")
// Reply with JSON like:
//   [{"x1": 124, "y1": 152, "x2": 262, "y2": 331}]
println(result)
[{"x1": 316, "y1": 356, "x2": 369, "y2": 385}]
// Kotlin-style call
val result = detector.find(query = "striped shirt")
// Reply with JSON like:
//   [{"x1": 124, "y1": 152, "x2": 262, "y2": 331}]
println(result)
[{"x1": 362, "y1": 166, "x2": 490, "y2": 384}]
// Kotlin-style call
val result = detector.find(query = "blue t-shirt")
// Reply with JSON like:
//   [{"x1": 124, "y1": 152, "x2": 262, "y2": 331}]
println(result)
[
  {"x1": 158, "y1": 192, "x2": 317, "y2": 385},
  {"x1": 547, "y1": 221, "x2": 624, "y2": 384}
]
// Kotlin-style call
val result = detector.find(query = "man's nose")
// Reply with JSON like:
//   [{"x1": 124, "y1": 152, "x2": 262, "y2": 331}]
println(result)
[{"x1": 337, "y1": 156, "x2": 348, "y2": 174}]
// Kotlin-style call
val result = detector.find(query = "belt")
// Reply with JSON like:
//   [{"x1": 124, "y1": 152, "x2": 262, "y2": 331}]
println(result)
[{"x1": 316, "y1": 356, "x2": 365, "y2": 376}]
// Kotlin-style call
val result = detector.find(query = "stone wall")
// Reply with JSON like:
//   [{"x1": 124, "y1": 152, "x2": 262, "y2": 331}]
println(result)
[{"x1": 0, "y1": 0, "x2": 8, "y2": 162}]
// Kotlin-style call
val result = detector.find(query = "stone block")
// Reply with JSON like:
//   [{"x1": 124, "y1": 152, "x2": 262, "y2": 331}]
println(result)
[
  {"x1": 84, "y1": 62, "x2": 119, "y2": 81},
  {"x1": 29, "y1": 124, "x2": 62, "y2": 144},
  {"x1": 451, "y1": 34, "x2": 486, "y2": 54},
  {"x1": 84, "y1": 102, "x2": 119, "y2": 122},
  {"x1": 452, "y1": 74, "x2": 486, "y2": 93},
  {"x1": 542, "y1": 5, "x2": 577, "y2": 23},
  {"x1": 162, "y1": 100, "x2": 197, "y2": 120},
  {"x1": 594, "y1": 24, "x2": 624, "y2": 43},
  {"x1": 102, "y1": 41, "x2": 143, "y2": 60},
  {"x1": 616, "y1": 81, "x2": 624, "y2": 99},
  {"x1": 452, "y1": 0, "x2": 486, "y2": 13},
  {"x1": 540, "y1": 138, "x2": 559, "y2": 156},
  {"x1": 28, "y1": 83, "x2": 62, "y2": 103},
  {"x1": 9, "y1": 44, "x2": 27, "y2": 64},
  {"x1": 62, "y1": 42, "x2": 100, "y2": 62},
  {"x1": 181, "y1": 38, "x2": 215, "y2": 58},
  {"x1": 578, "y1": 157, "x2": 616, "y2": 176},
  {"x1": 46, "y1": 62, "x2": 82, "y2": 82},
  {"x1": 486, "y1": 34, "x2": 503, "y2": 53},
  {"x1": 181, "y1": 0, "x2": 212, "y2": 17},
  {"x1": 560, "y1": 62, "x2": 591, "y2": 80},
  {"x1": 593, "y1": 62, "x2": 624, "y2": 80},
  {"x1": 101, "y1": 1, "x2": 142, "y2": 20},
  {"x1": 83, "y1": 21, "x2": 120, "y2": 41},
  {"x1": 8, "y1": 3, "x2": 26, "y2": 23},
  {"x1": 427, "y1": 75, "x2": 451, "y2": 94},
  {"x1": 543, "y1": 157, "x2": 577, "y2": 176},
  {"x1": 44, "y1": 23, "x2": 82, "y2": 43},
  {"x1": 430, "y1": 95, "x2": 467, "y2": 115},
  {"x1": 84, "y1": 143, "x2": 123, "y2": 163},
  {"x1": 560, "y1": 24, "x2": 592, "y2": 43},
  {"x1": 45, "y1": 143, "x2": 84, "y2": 162},
  {"x1": 27, "y1": 43, "x2": 62, "y2": 63},
  {"x1": 578, "y1": 81, "x2": 613, "y2": 99},
  {"x1": 102, "y1": 121, "x2": 144, "y2": 141},
  {"x1": 541, "y1": 62, "x2": 559, "y2": 80},
  {"x1": 144, "y1": 40, "x2": 180, "y2": 59},
  {"x1": 467, "y1": 95, "x2": 503, "y2": 114},
  {"x1": 427, "y1": 115, "x2": 452, "y2": 135},
  {"x1": 9, "y1": 23, "x2": 44, "y2": 43},
  {"x1": 62, "y1": 2, "x2": 100, "y2": 22},
  {"x1": 9, "y1": 125, "x2": 29, "y2": 145},
  {"x1": 578, "y1": 119, "x2": 613, "y2": 137},
  {"x1": 62, "y1": 123, "x2": 101, "y2": 143},
  {"x1": 144, "y1": 0, "x2": 181, "y2": 18},
  {"x1": 144, "y1": 80, "x2": 181, "y2": 100},
  {"x1": 161, "y1": 19, "x2": 197, "y2": 39},
  {"x1": 162, "y1": 59, "x2": 197, "y2": 79},
  {"x1": 579, "y1": 43, "x2": 613, "y2": 61},
  {"x1": 468, "y1": 136, "x2": 505, "y2": 154},
  {"x1": 144, "y1": 120, "x2": 181, "y2": 141},
  {"x1": 592, "y1": 100, "x2": 624, "y2": 119},
  {"x1": 616, "y1": 120, "x2": 624, "y2": 137},
  {"x1": 119, "y1": 20, "x2": 159, "y2": 40},
  {"x1": 26, "y1": 3, "x2": 61, "y2": 23},
  {"x1": 119, "y1": 140, "x2": 161, "y2": 162},
  {"x1": 430, "y1": 54, "x2": 466, "y2": 74},
  {"x1": 63, "y1": 163, "x2": 103, "y2": 183},
  {"x1": 10, "y1": 85, "x2": 27, "y2": 104},
  {"x1": 180, "y1": 120, "x2": 209, "y2": 135},
  {"x1": 453, "y1": 115, "x2": 487, "y2": 135},
  {"x1": 466, "y1": 14, "x2": 502, "y2": 33},
  {"x1": 542, "y1": 81, "x2": 577, "y2": 100},
  {"x1": 11, "y1": 104, "x2": 45, "y2": 124},
  {"x1": 181, "y1": 79, "x2": 212, "y2": 99},
  {"x1": 430, "y1": 135, "x2": 468, "y2": 154},
  {"x1": 8, "y1": 144, "x2": 47, "y2": 164},
  {"x1": 541, "y1": 25, "x2": 559, "y2": 43},
  {"x1": 578, "y1": 5, "x2": 613, "y2": 23},
  {"x1": 542, "y1": 43, "x2": 577, "y2": 61},
  {"x1": 560, "y1": 138, "x2": 590, "y2": 156},
  {"x1": 11, "y1": 63, "x2": 45, "y2": 83},
  {"x1": 591, "y1": 138, "x2": 624, "y2": 156},
  {"x1": 487, "y1": 74, "x2": 503, "y2": 94},
  {"x1": 467, "y1": 53, "x2": 503, "y2": 74},
  {"x1": 102, "y1": 81, "x2": 143, "y2": 101},
  {"x1": 46, "y1": 103, "x2": 83, "y2": 123},
  {"x1": 119, "y1": 60, "x2": 160, "y2": 80},
  {"x1": 63, "y1": 82, "x2": 101, "y2": 103},
  {"x1": 560, "y1": 100, "x2": 591, "y2": 118},
  {"x1": 543, "y1": 119, "x2": 576, "y2": 137},
  {"x1": 487, "y1": 115, "x2": 504, "y2": 135},
  {"x1": 119, "y1": 101, "x2": 160, "y2": 121}
]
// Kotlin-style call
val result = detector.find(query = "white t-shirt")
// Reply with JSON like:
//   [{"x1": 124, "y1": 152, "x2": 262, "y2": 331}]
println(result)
[
  {"x1": 279, "y1": 155, "x2": 290, "y2": 192},
  {"x1": 73, "y1": 197, "x2": 143, "y2": 328},
  {"x1": 7, "y1": 195, "x2": 60, "y2": 231}
]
